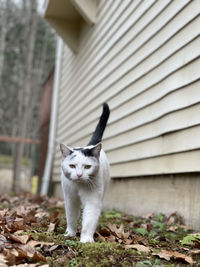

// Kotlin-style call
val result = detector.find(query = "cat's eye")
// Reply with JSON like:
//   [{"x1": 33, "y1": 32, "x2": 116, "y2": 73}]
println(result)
[
  {"x1": 84, "y1": 165, "x2": 91, "y2": 169},
  {"x1": 69, "y1": 164, "x2": 76, "y2": 169}
]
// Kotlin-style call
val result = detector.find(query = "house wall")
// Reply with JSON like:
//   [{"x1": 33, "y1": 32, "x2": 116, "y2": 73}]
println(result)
[{"x1": 51, "y1": 0, "x2": 200, "y2": 228}]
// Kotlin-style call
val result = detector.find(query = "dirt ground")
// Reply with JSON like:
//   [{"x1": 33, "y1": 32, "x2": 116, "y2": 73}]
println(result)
[{"x1": 0, "y1": 193, "x2": 200, "y2": 266}]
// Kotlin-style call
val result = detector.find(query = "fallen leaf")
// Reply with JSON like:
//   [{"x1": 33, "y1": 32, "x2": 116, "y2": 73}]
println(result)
[
  {"x1": 47, "y1": 245, "x2": 59, "y2": 252},
  {"x1": 124, "y1": 239, "x2": 133, "y2": 245},
  {"x1": 168, "y1": 225, "x2": 178, "y2": 232},
  {"x1": 125, "y1": 244, "x2": 150, "y2": 253},
  {"x1": 153, "y1": 249, "x2": 194, "y2": 264},
  {"x1": 190, "y1": 249, "x2": 200, "y2": 255},
  {"x1": 47, "y1": 223, "x2": 55, "y2": 232},
  {"x1": 17, "y1": 244, "x2": 46, "y2": 262},
  {"x1": 0, "y1": 209, "x2": 8, "y2": 218},
  {"x1": 166, "y1": 212, "x2": 184, "y2": 225},
  {"x1": 35, "y1": 211, "x2": 49, "y2": 219},
  {"x1": 106, "y1": 235, "x2": 116, "y2": 243},
  {"x1": 96, "y1": 233, "x2": 106, "y2": 242},
  {"x1": 143, "y1": 213, "x2": 154, "y2": 219},
  {"x1": 152, "y1": 250, "x2": 171, "y2": 261},
  {"x1": 0, "y1": 253, "x2": 7, "y2": 267},
  {"x1": 106, "y1": 223, "x2": 130, "y2": 239},
  {"x1": 8, "y1": 234, "x2": 30, "y2": 245}
]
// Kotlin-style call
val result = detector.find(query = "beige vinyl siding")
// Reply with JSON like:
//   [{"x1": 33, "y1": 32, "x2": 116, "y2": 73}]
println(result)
[{"x1": 52, "y1": 0, "x2": 200, "y2": 181}]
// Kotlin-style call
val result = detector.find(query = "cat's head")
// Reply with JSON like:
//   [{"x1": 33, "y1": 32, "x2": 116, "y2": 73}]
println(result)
[{"x1": 60, "y1": 143, "x2": 101, "y2": 182}]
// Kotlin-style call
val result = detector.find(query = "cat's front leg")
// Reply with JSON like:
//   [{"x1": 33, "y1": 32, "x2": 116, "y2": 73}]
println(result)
[
  {"x1": 80, "y1": 202, "x2": 102, "y2": 243},
  {"x1": 64, "y1": 194, "x2": 81, "y2": 237},
  {"x1": 62, "y1": 181, "x2": 80, "y2": 237}
]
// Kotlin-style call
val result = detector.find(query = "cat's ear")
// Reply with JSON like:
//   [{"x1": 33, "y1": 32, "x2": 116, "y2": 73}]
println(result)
[
  {"x1": 60, "y1": 144, "x2": 72, "y2": 158},
  {"x1": 92, "y1": 143, "x2": 102, "y2": 159}
]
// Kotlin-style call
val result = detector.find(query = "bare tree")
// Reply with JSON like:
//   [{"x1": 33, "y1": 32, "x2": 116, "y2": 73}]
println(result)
[
  {"x1": 0, "y1": 0, "x2": 9, "y2": 86},
  {"x1": 12, "y1": 0, "x2": 38, "y2": 192}
]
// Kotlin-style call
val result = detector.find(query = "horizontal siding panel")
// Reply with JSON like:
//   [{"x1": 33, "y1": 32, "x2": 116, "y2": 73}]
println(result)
[
  {"x1": 59, "y1": 0, "x2": 195, "y2": 120},
  {"x1": 58, "y1": 38, "x2": 200, "y2": 142},
  {"x1": 62, "y1": 78, "x2": 200, "y2": 147},
  {"x1": 110, "y1": 150, "x2": 200, "y2": 177},
  {"x1": 57, "y1": 59, "x2": 200, "y2": 145},
  {"x1": 105, "y1": 79, "x2": 200, "y2": 137},
  {"x1": 59, "y1": 7, "x2": 200, "y2": 127},
  {"x1": 107, "y1": 125, "x2": 200, "y2": 164},
  {"x1": 53, "y1": 124, "x2": 200, "y2": 167},
  {"x1": 58, "y1": 18, "x2": 200, "y2": 133},
  {"x1": 104, "y1": 103, "x2": 200, "y2": 153},
  {"x1": 63, "y1": 95, "x2": 200, "y2": 150},
  {"x1": 52, "y1": 0, "x2": 200, "y2": 180}
]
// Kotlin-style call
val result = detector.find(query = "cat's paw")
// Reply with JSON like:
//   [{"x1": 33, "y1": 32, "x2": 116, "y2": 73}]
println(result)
[
  {"x1": 80, "y1": 235, "x2": 94, "y2": 243},
  {"x1": 64, "y1": 229, "x2": 76, "y2": 237}
]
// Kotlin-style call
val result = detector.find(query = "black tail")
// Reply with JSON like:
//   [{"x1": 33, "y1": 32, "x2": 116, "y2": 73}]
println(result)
[{"x1": 88, "y1": 103, "x2": 110, "y2": 146}]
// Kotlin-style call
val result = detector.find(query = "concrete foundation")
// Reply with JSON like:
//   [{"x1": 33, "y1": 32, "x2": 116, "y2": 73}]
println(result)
[{"x1": 52, "y1": 173, "x2": 200, "y2": 230}]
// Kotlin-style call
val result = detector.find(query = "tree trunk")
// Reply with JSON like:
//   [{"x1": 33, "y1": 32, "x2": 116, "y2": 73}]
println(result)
[
  {"x1": 0, "y1": 0, "x2": 9, "y2": 86},
  {"x1": 12, "y1": 0, "x2": 38, "y2": 193}
]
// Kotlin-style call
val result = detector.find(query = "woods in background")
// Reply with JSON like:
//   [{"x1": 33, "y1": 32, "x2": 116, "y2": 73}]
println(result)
[{"x1": 0, "y1": 0, "x2": 56, "y2": 192}]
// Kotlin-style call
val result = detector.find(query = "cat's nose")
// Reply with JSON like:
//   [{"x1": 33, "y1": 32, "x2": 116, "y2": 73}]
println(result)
[{"x1": 77, "y1": 173, "x2": 83, "y2": 178}]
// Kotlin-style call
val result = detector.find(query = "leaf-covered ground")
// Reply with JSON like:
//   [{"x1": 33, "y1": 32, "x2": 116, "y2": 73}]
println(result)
[{"x1": 0, "y1": 193, "x2": 200, "y2": 266}]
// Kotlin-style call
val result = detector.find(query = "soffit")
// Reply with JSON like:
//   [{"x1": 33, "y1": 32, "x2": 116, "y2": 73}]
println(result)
[{"x1": 44, "y1": 0, "x2": 97, "y2": 52}]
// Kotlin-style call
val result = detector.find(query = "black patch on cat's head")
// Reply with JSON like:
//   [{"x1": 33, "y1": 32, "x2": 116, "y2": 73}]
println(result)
[
  {"x1": 81, "y1": 148, "x2": 94, "y2": 157},
  {"x1": 73, "y1": 147, "x2": 93, "y2": 157}
]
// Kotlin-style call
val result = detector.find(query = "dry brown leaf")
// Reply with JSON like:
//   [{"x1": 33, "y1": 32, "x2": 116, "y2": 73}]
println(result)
[
  {"x1": 0, "y1": 253, "x2": 7, "y2": 267},
  {"x1": 8, "y1": 234, "x2": 30, "y2": 245},
  {"x1": 96, "y1": 233, "x2": 106, "y2": 242},
  {"x1": 106, "y1": 223, "x2": 130, "y2": 240},
  {"x1": 143, "y1": 213, "x2": 154, "y2": 219},
  {"x1": 153, "y1": 249, "x2": 194, "y2": 264},
  {"x1": 3, "y1": 248, "x2": 18, "y2": 265},
  {"x1": 3, "y1": 244, "x2": 46, "y2": 265},
  {"x1": 190, "y1": 249, "x2": 200, "y2": 255},
  {"x1": 106, "y1": 235, "x2": 116, "y2": 242},
  {"x1": 152, "y1": 250, "x2": 172, "y2": 261},
  {"x1": 48, "y1": 245, "x2": 59, "y2": 252},
  {"x1": 35, "y1": 211, "x2": 49, "y2": 219},
  {"x1": 17, "y1": 244, "x2": 46, "y2": 262},
  {"x1": 124, "y1": 239, "x2": 133, "y2": 245},
  {"x1": 10, "y1": 218, "x2": 30, "y2": 232},
  {"x1": 0, "y1": 209, "x2": 8, "y2": 218},
  {"x1": 125, "y1": 244, "x2": 150, "y2": 253},
  {"x1": 168, "y1": 226, "x2": 178, "y2": 232},
  {"x1": 47, "y1": 223, "x2": 55, "y2": 232},
  {"x1": 166, "y1": 213, "x2": 177, "y2": 225}
]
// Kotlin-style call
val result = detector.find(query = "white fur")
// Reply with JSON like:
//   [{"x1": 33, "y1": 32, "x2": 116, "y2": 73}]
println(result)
[{"x1": 61, "y1": 147, "x2": 110, "y2": 243}]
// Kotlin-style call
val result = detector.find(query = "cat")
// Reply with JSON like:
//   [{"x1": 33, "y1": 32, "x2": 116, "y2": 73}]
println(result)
[{"x1": 60, "y1": 103, "x2": 110, "y2": 243}]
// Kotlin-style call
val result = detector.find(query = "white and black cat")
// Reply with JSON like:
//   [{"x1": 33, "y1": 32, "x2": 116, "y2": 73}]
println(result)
[{"x1": 60, "y1": 103, "x2": 110, "y2": 243}]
